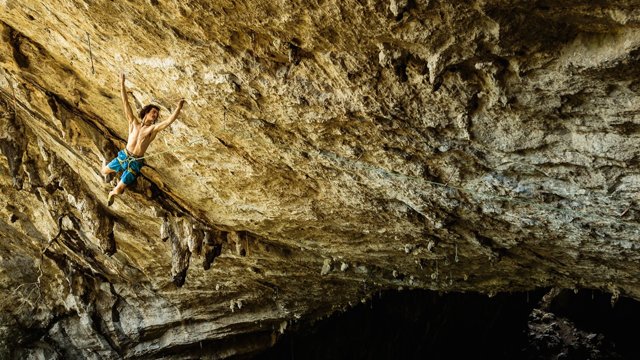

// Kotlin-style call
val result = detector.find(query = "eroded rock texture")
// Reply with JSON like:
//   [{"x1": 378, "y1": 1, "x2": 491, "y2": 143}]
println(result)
[{"x1": 0, "y1": 0, "x2": 639, "y2": 358}]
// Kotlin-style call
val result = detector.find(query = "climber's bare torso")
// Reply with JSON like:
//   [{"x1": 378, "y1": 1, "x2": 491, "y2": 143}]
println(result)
[{"x1": 126, "y1": 108, "x2": 159, "y2": 157}]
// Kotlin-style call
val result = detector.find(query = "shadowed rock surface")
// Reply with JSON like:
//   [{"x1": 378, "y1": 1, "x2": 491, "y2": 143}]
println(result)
[{"x1": 0, "y1": 0, "x2": 639, "y2": 358}]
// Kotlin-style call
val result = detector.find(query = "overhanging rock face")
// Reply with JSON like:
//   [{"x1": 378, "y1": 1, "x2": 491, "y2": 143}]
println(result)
[{"x1": 1, "y1": 1, "x2": 639, "y2": 358}]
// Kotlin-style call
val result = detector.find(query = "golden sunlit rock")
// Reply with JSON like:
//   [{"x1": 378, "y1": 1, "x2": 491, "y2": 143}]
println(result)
[{"x1": 1, "y1": 1, "x2": 639, "y2": 358}]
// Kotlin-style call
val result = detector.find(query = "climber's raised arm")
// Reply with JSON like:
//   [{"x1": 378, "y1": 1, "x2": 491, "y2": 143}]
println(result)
[
  {"x1": 120, "y1": 73, "x2": 136, "y2": 124},
  {"x1": 153, "y1": 99, "x2": 185, "y2": 133}
]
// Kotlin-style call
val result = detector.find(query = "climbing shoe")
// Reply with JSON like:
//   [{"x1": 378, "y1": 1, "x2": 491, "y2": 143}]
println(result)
[{"x1": 107, "y1": 193, "x2": 115, "y2": 207}]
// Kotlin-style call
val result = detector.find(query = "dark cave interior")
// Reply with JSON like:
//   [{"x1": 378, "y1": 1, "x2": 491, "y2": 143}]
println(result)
[{"x1": 255, "y1": 288, "x2": 640, "y2": 360}]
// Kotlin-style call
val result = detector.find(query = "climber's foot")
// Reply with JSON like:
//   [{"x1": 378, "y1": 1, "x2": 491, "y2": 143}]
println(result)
[{"x1": 107, "y1": 192, "x2": 115, "y2": 207}]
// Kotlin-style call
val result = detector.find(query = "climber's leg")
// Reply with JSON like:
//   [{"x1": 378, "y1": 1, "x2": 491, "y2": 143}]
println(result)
[
  {"x1": 101, "y1": 161, "x2": 116, "y2": 181},
  {"x1": 102, "y1": 152, "x2": 124, "y2": 183},
  {"x1": 101, "y1": 162, "x2": 116, "y2": 175},
  {"x1": 107, "y1": 180, "x2": 128, "y2": 206},
  {"x1": 107, "y1": 165, "x2": 139, "y2": 206}
]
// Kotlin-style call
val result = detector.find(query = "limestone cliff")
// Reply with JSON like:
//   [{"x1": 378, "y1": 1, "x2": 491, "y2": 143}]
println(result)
[{"x1": 0, "y1": 0, "x2": 639, "y2": 358}]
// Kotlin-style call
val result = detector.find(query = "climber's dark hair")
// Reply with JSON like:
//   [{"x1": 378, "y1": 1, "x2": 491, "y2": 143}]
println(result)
[{"x1": 139, "y1": 104, "x2": 160, "y2": 120}]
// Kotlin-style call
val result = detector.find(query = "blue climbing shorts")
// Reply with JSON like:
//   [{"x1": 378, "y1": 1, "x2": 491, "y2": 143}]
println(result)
[{"x1": 107, "y1": 149, "x2": 144, "y2": 186}]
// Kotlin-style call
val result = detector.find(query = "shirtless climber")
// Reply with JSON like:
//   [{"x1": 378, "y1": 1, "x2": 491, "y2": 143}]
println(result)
[{"x1": 101, "y1": 73, "x2": 185, "y2": 206}]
